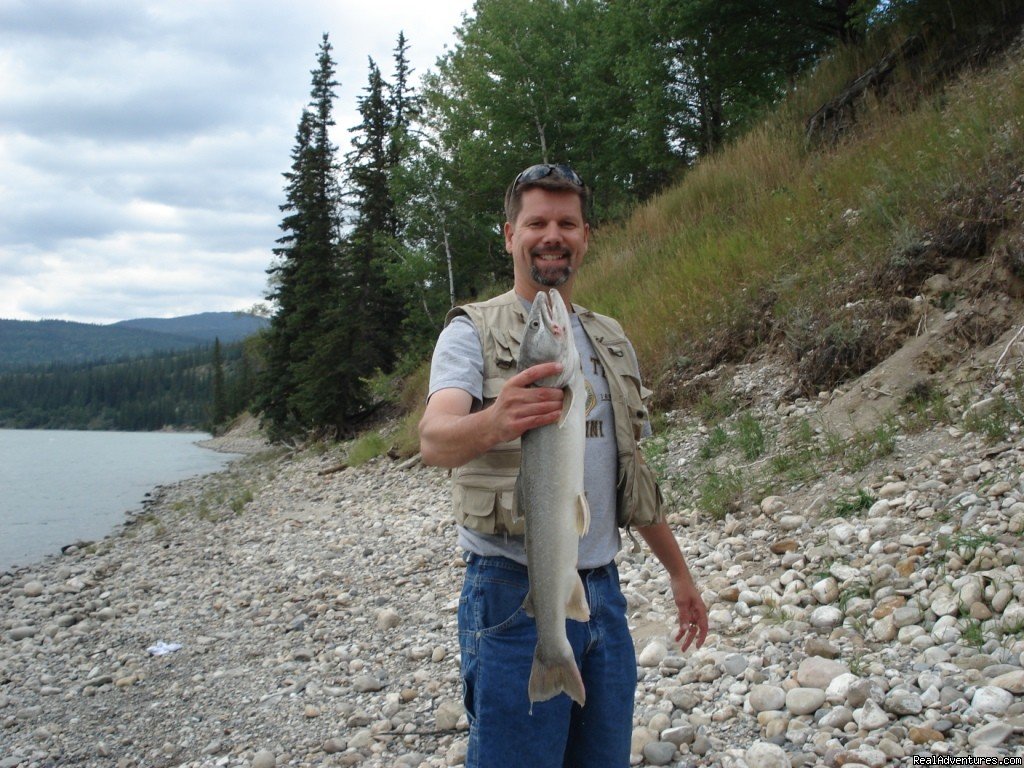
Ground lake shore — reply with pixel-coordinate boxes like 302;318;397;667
4;370;1024;766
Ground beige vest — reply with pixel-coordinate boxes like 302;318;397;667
444;289;663;535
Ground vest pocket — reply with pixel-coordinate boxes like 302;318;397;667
452;484;525;536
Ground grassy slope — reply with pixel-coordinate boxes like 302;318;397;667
575;21;1024;406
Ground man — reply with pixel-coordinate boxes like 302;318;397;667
419;163;708;768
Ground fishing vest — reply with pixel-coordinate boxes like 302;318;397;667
443;289;664;536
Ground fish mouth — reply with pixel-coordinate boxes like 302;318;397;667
538;289;568;337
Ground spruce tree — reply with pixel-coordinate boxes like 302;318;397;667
340;55;408;381
255;34;348;439
211;337;227;426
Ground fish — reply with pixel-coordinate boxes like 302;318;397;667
515;288;591;707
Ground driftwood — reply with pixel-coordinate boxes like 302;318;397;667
317;463;349;476
806;35;924;145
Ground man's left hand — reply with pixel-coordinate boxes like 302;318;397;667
671;573;708;652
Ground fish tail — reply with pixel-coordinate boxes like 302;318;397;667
528;648;586;707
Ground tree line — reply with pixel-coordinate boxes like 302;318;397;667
0;341;254;432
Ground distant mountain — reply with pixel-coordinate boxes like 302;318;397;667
113;312;268;343
0;312;268;371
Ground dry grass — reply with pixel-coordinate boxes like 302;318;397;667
574;22;1024;398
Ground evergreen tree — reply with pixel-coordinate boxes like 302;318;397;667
211;337;227;426
339;53;408;383
255;34;347;439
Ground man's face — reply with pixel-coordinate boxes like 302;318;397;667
504;187;589;299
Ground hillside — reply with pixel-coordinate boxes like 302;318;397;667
113;312;268;344
0;312;267;371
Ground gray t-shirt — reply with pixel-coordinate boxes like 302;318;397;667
427;298;624;568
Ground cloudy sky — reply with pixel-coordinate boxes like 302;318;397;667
0;0;473;325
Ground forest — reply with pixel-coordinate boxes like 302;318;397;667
0;341;252;431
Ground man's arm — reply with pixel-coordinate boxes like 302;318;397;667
419;362;565;468
637;521;708;652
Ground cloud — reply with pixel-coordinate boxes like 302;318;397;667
0;0;470;323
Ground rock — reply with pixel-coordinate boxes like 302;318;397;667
990;669;1024;694
972;686;1013;716
745;741;791;768
251;750;276;768
8;626;36;641
796;657;849;689
786;688;826;716
642;741;677;765
435;700;463;731
22;581;44;597
884;689;923;715
638;640;668;668
750;685;787;712
377;608;402;630
968;721;1013;747
853;700;889;730
909;725;945;744
352;675;386;693
631;726;656;755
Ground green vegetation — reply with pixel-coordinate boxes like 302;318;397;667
833;489;877;518
348;432;390;467
963;394;1024;443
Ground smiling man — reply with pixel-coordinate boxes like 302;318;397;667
419;163;707;768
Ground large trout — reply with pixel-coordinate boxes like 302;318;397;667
516;288;591;707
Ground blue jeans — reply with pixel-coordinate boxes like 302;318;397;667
458;554;636;768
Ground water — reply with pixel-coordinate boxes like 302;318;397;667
0;429;240;571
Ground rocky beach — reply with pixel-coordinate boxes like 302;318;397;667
5;336;1024;767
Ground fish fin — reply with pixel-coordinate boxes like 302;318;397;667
523;590;535;618
512;476;524;525
566;573;590;623
575;493;590;537
556;382;576;428
528;648;586;707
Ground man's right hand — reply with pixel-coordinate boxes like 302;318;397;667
486;362;565;443
418;362;564;468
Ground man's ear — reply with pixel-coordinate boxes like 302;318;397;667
503;220;514;253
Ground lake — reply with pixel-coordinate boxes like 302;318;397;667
0;429;240;571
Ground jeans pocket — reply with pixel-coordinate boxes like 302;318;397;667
461;569;531;637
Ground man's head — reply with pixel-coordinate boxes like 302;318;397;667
504;163;590;300
503;163;590;227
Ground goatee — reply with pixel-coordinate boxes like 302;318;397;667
531;263;572;287
530;247;572;287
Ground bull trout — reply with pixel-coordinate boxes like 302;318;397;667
516;289;591;707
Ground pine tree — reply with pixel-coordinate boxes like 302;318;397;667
211;337;227;426
255;34;347;439
340;54;408;381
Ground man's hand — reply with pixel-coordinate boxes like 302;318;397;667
671;573;708;652
419;362;564;468
485;362;565;443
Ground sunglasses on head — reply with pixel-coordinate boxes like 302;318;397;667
513;163;585;189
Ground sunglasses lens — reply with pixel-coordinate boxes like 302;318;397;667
514;163;584;188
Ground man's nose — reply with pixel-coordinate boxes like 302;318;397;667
541;223;564;243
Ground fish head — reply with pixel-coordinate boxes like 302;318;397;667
518;290;578;383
